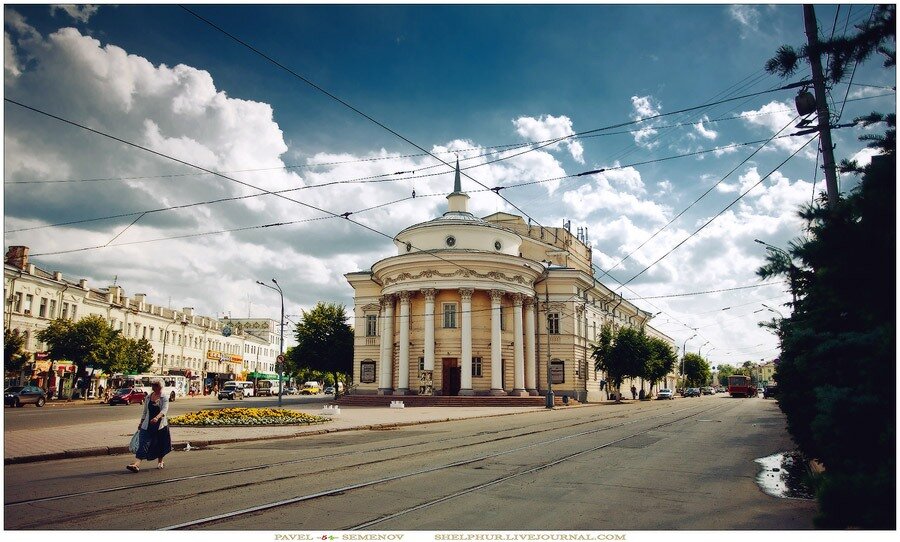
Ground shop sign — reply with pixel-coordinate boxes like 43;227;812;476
35;351;50;360
229;355;243;363
206;350;221;361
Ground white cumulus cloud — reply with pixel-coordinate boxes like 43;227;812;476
513;114;584;163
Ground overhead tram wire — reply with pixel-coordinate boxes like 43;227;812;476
615;136;818;290
180;3;813;236
7;133;807;235
4;100;590;318
4;107;798;186
593;114;802;284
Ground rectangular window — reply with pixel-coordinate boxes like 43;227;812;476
472;356;483;377
419;357;425;371
592;322;597;340
366;315;378;337
548;313;560;335
24;294;33;314
38;298;48;318
49;299;57;317
443;303;457;328
13;292;23;312
70;304;77;319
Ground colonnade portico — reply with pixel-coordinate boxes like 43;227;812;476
377;287;538;396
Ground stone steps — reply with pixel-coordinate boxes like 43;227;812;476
336;395;578;407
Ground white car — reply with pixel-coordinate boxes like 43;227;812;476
657;388;674;400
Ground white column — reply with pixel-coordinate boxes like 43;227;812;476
511;293;527;396
395;291;411;395
378;295;394;394
459;288;475;396
524;296;538;395
489;289;505;395
422;289;436;371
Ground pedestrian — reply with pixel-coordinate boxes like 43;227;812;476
98;385;104;402
631;385;637;400
126;379;171;472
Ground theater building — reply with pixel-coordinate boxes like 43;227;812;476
345;163;675;402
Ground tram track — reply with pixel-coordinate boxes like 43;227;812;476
5;401;673;509
162;401;736;530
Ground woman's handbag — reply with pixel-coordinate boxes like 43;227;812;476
128;431;141;454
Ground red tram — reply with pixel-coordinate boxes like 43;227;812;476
727;374;757;397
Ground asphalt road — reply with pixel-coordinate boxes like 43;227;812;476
3;394;333;431
4;395;814;530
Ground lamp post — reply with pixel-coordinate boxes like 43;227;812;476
256;279;285;407
762;304;784;318
681;333;696;389
754;239;798;306
159;319;183;376
698;340;710;357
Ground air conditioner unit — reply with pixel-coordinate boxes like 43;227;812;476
24;309;31;315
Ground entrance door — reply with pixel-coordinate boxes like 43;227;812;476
442;358;461;396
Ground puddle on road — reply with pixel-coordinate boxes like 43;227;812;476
755;451;815;500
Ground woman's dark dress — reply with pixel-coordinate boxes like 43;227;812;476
136;397;171;460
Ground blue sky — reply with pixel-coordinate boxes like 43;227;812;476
4;3;895;364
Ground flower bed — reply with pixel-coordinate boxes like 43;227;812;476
169;407;329;427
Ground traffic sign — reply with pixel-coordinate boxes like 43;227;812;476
277;354;285;363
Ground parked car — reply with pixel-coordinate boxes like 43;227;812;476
702;387;715;395
108;387;147;406
763;385;779;399
716;387;727;393
285;386;298;395
657;388;674;400
323;386;335;395
683;387;701;397
5;385;47;407
217;384;244;401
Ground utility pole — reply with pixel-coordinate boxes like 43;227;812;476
804;4;839;209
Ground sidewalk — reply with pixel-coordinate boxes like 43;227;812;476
4;403;553;465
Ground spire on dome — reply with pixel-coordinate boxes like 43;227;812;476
452;157;462;194
446;155;470;213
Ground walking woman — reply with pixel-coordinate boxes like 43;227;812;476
126;379;171;472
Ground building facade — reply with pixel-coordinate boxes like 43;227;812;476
345;164;676;402
3;246;279;396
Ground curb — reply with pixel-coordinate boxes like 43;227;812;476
5;405;593;465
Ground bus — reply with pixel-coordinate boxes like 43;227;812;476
727;375;756;398
111;374;188;402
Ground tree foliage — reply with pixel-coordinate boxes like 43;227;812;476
593;325;677;400
758;154;895;528
4;328;31;374
644;336;677;393
682;353;710;387
716;363;736;386
765;5;895;83
288;302;353;397
35;315;154;378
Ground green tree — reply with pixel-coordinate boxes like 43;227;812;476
36;316;152;396
682;353;710;387
644;336;677;394
716;363;736;387
289;302;353;398
4;328;31;377
593;325;648;402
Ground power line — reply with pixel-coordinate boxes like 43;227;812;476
7;133;805;235
593;114;801;284
616;136;818;289
622;282;781;301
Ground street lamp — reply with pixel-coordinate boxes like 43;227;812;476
755;239;798;306
257;279;285;407
698;340;710;356
681;333;696;388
